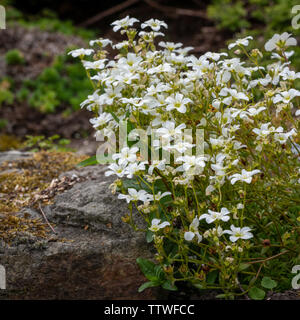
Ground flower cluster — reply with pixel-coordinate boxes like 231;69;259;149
71;18;300;298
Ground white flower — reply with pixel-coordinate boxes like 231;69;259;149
237;203;244;210
89;38;112;47
138;31;165;40
224;225;253;242
219;88;249;103
253;122;274;140
149;218;170;232
111;16;139;32
159;41;183;51
247;106;266;117
205;185;215;196
199;207;230;224
148;63;173;74
281;67;300;81
203;226;224;239
113;40;131;49
265;32;297;51
105;163;127;178
148;191;171;201
274;129;296;144
125;162;147;178
229;169;260;185
273;89;300;104
228;36;253;50
118;52;143;68
100;85;122;105
89;113;113;128
176;155;206;172
118;188;150;203
68;48;94;58
112;146;139;165
141;19;168;31
184;218;202;243
167;141;195;153
205;52;228;61
82;59;107;70
165;93;192;113
148;159;166;175
114;72;140;86
271;51;294;60
156;121;186;141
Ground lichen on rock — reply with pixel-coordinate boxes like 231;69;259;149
0;151;88;242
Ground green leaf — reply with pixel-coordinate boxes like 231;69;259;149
146;230;154;243
110;111;119;123
261;246;269;254
122;178;151;192
154;265;165;281
217;294;234;300
77;155;98;167
193;283;204;290
261;277;277;289
238;263;251;271
162;280;178;291
207;270;218;284
138;281;160;293
136;258;161;281
249;287;265;300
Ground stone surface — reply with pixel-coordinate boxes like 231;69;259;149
0;164;156;300
0;151;33;165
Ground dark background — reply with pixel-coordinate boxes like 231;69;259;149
11;0;229;53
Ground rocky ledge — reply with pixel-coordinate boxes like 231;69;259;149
0;152;299;300
0;158;155;299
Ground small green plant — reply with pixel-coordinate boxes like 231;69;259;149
0;119;8;130
208;0;300;70
23;134;71;152
0;88;14;106
19;51;93;113
5;49;25;65
16;87;30;102
208;0;249;32
0;80;14;106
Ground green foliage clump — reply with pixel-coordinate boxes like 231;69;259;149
19;51;93;113
23;134;71;152
31;16;95;40
208;0;249;32
5;49;25;65
208;0;300;69
0;87;14;106
208;0;299;33
5;3;96;40
0;80;14;107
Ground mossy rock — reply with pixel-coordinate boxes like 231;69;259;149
0;150;88;243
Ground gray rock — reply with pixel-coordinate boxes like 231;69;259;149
0;165;156;300
45;166;140;233
0;151;33;165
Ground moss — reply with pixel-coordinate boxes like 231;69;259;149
0;151;88;242
0;151;87;212
0;134;22;151
5;49;25;65
0;215;48;244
